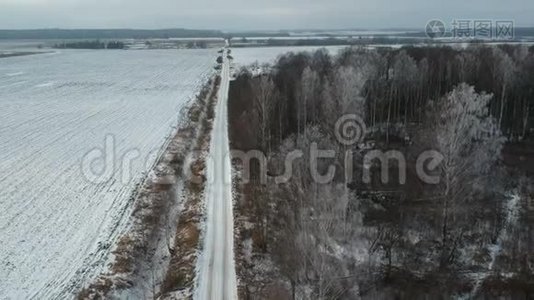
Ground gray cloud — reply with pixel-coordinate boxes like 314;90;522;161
0;0;532;30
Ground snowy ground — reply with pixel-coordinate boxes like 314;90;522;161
0;49;216;299
195;50;238;300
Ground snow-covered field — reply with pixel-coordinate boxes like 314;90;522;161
0;49;216;299
231;45;347;66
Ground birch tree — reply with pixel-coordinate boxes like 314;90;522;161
493;48;517;128
254;75;276;152
421;83;505;265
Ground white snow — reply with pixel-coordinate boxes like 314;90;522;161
6;72;24;77
469;192;522;297
195;50;238;300
0;49;216;299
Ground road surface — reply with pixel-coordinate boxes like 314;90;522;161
196;50;237;300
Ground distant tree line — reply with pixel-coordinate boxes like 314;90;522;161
185;41;208;49
53;40;125;49
265;38;353;47
232;37;497;48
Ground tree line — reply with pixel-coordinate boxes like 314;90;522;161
53;40;125;49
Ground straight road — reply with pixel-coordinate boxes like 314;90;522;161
196;50;237;300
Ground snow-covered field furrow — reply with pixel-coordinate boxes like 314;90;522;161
0;49;216;299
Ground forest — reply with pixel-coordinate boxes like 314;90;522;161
228;45;534;299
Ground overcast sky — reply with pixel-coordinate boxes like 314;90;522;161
0;0;532;31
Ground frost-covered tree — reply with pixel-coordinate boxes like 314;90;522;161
455;51;480;84
333;66;367;117
392;50;418;83
421;83;505;262
269;126;368;298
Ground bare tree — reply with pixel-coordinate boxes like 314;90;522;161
299;67;320;135
384;50;418;141
493;48;517;129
